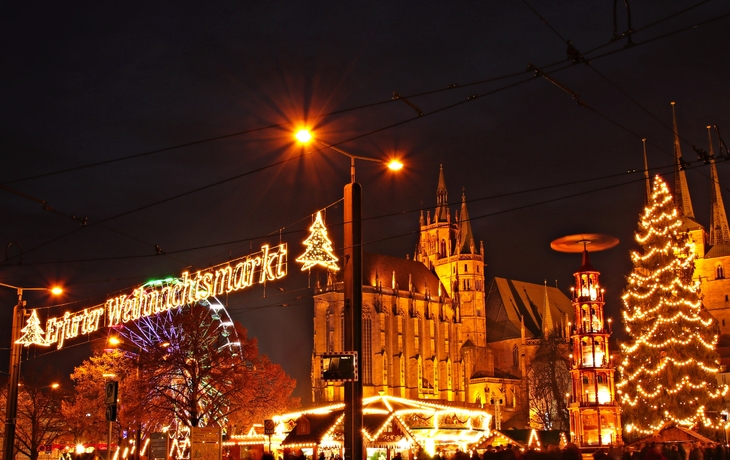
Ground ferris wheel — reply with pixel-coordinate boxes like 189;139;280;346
104;279;243;460
112;278;241;354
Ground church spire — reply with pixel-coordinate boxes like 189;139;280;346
672;102;695;219
642;138;651;205
708;125;730;245
458;191;475;254
435;164;449;222
542;280;554;337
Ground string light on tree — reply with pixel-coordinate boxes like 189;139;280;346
617;175;728;435
297;211;339;271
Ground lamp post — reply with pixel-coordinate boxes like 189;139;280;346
295;130;401;460
0;282;62;460
105;336;142;460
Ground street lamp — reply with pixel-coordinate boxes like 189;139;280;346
295;130;402;460
0;282;62;460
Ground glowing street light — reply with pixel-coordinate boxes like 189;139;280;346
0;282;63;460
294;128;404;183
294;129;312;143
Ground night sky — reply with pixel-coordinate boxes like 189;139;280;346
2;1;729;402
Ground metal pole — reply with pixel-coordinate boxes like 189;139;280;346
107;422;113;460
343;182;363;460
4;290;24;460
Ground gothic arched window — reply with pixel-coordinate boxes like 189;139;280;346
717;263;725;279
512;345;519;367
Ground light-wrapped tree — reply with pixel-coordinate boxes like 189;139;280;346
617;175;727;436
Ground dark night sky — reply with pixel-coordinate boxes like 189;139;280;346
1;1;729;402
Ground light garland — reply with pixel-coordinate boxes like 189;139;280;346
297;211;339;271
618;175;728;434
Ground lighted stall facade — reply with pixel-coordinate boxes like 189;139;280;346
257;395;490;459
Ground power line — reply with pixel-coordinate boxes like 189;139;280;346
9;156;691;268
3;3;720;186
4;9;728;266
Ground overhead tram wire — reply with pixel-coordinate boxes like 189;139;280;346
360;171;663;250
0;73;542;265
4;10;728;266
521;1;724;189
0;182;191;267
522;0;720;150
195;197;345;270
5;168;658;334
1;2;720;186
10;156;688;268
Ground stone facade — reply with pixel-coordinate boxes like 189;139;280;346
310;166;574;430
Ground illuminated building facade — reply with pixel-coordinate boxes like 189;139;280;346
311;166;573;430
654;107;730;345
567;250;622;447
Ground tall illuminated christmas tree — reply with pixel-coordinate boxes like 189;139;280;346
617;175;727;436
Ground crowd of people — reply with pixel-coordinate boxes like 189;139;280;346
414;441;728;460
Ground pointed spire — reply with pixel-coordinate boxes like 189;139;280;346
708;125;730;245
642;138;651;205
435;164;449;222
672;102;696;219
579;245;596;272
542;280;554;337
458;191;475;254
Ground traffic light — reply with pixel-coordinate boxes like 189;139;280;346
105;404;117;422
105;381;118;405
321;352;358;381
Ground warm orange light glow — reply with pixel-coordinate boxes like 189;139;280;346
295;129;312;144
50;286;63;295
108;336;121;346
51;383;60;389
387;159;404;171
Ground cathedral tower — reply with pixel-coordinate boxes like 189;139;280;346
693;126;730;337
671;102;707;256
416;166;488;348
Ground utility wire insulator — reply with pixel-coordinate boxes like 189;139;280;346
528;64;586;107
392;92;423;116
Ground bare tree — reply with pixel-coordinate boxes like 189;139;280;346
525;331;571;430
0;368;67;460
137;304;299;430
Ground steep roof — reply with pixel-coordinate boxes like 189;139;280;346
705;242;730;259
435;164;450;223
480;429;567;449
486;278;573;342
672;102;697;220
363;252;446;297
710;156;730;245
457;193;476;254
280;411;342;447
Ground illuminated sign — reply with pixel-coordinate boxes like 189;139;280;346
16;243;287;350
105;244;287;327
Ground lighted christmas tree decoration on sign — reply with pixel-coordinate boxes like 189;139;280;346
297;211;339;271
16;310;49;346
16;306;105;349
